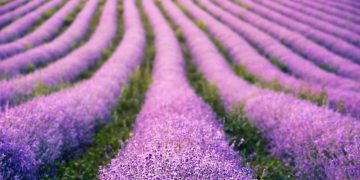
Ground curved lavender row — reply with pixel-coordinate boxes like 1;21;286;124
293;0;360;25
180;0;360;118
313;0;360;16
0;0;116;107
101;0;251;178
197;0;360;91
0;0;47;29
0;0;66;44
275;0;360;35
234;0;360;65
0;0;81;60
0;0;147;177
167;1;360;178
214;0;360;81
254;0;360;47
0;0;98;78
0;0;28;15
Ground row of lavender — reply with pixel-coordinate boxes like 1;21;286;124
158;0;360;179
101;0;360;179
0;0;359;179
101;0;251;178
0;0;146;177
0;0;82;59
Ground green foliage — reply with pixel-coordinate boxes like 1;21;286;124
270;56;290;73
298;90;327;106
236;2;252;10
23;63;36;74
194;19;208;32
318;64;337;73
24;43;32;50
32;81;70;97
55;1;154;178
175;27;185;43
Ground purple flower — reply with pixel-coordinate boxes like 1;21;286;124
0;0;82;59
0;0;146;177
100;0;252;179
166;0;360;178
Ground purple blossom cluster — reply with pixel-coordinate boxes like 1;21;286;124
234;0;360;64
0;0;81;59
0;0;146;177
0;0;98;78
179;0;360;118
255;0;360;47
0;0;117;107
0;0;28;15
314;0;360;16
197;0;360;91
0;0;47;28
100;0;251;179
292;0;360;25
0;0;65;44
165;0;360;178
214;0;360;81
275;0;360;35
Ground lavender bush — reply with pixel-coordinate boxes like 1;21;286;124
196;0;360;91
0;0;47;28
0;0;65;44
274;0;360;35
0;0;81;59
179;0;360;118
0;0;146;177
234;0;360;64
0;0;98;78
213;0;360;81
0;0;28;15
165;0;360;178
100;0;252;178
254;0;360;47
0;0;117;107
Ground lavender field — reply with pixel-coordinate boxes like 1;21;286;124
0;0;359;179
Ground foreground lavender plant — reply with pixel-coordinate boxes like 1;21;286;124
0;0;65;44
0;0;146;177
0;0;98;78
0;0;28;15
0;0;47;28
165;0;360;178
0;0;81;59
179;0;360;118
0;0;116;107
100;0;251;179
